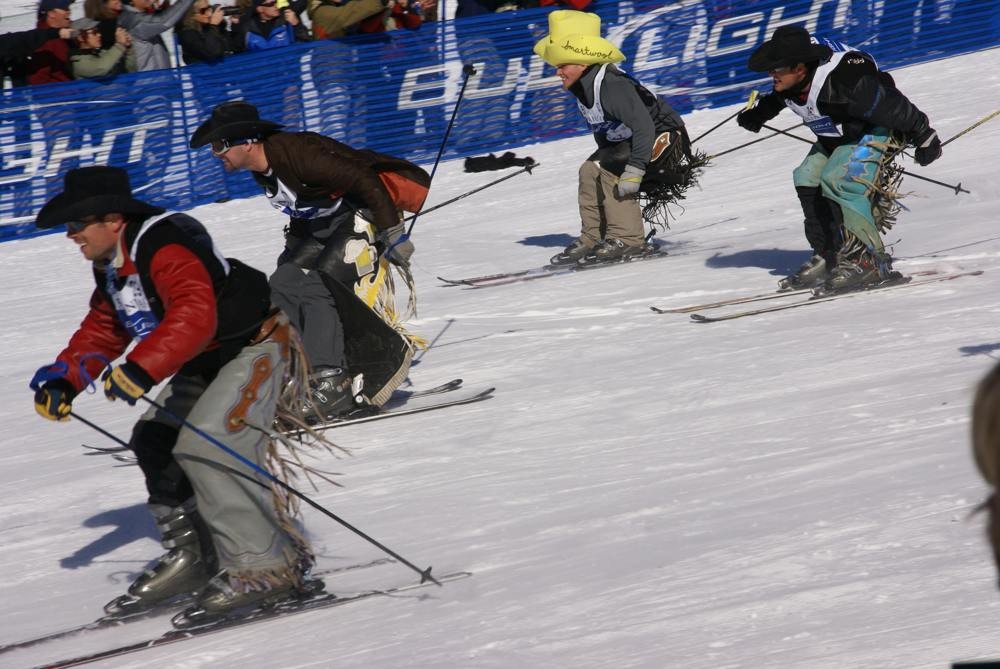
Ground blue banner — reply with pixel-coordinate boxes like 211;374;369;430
2;0;998;240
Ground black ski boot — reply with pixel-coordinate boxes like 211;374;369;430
104;504;214;615
303;367;363;424
550;238;593;266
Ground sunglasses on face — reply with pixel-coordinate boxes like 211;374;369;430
197;6;212;12
258;1;277;7
768;66;793;75
210;139;253;156
66;218;101;233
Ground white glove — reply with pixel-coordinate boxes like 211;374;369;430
616;165;645;197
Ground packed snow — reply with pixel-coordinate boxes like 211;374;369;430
1;46;999;669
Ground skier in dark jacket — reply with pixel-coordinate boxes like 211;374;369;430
190;101;431;421
30;166;316;623
737;25;942;292
535;10;690;266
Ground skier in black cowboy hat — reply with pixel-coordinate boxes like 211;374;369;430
190;100;431;421
736;25;942;292
30;165;320;623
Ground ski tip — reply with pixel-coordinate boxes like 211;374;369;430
689;314;712;323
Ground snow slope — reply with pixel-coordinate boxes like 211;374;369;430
1;47;1000;669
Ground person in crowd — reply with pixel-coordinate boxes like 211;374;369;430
117;0;196;71
69;17;136;77
736;26;942;292
26;0;74;85
83;0;123;50
177;0;239;64
536;10;691;266
357;0;422;33
0;22;73;59
234;0;309;51
306;0;385;40
190;101;430;421
30;165;318;622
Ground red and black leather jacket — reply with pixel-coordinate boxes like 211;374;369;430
56;213;271;392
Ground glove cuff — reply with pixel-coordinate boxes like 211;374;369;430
44;377;79;401
120;361;156;392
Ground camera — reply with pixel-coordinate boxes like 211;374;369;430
221;5;242;14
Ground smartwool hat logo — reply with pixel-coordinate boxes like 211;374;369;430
561;39;615;61
532;9;625;66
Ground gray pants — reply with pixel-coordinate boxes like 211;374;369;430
270;263;346;370
578;160;644;248
138;340;298;575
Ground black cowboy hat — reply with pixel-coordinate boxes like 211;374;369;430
189;100;284;149
36;166;164;230
748;25;833;72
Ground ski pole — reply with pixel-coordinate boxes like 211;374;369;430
137;394;442;586
401;162;537;223
70;411;131;449
690;90;758;146
389;63;477;260
941;109;1000;147
761;123;970;195
708;122;806;159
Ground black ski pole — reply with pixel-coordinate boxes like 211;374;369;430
400;64;477;239
136;394;442;586
761;123;970;195
70;411;131;449
690;90;759;146
708;122;806;159
402;162;537;223
941;109;1000;147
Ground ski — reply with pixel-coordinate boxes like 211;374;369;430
81;379;468;457
33;571;472;669
305;386;495;432
688;270;984;322
650;269;947;314
0;557;397;657
438;247;671;289
650;286;812;314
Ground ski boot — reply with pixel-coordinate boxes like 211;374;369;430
303;367;364;424
820;245;898;295
104;504;214;615
549;238;593;266
577;237;647;266
171;570;323;629
778;254;831;291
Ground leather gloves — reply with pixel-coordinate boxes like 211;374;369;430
737;108;765;133
103;362;154;405
34;378;76;422
913;128;942;166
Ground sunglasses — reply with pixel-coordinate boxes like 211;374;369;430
210;139;253;156
197;5;212;12
768;65;794;75
258;1;277;6
66;218;101;233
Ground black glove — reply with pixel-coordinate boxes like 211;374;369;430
737;108;765;133
913;128;942;166
34;378;77;422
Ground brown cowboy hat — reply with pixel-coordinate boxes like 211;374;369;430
36;166;164;230
748;25;833;72
189;100;284;149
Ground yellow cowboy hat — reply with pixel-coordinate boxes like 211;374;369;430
532;10;624;67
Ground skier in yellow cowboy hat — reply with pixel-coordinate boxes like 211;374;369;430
537;10;692;266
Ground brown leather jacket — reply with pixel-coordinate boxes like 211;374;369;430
261;131;430;231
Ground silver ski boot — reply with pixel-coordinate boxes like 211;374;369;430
550;238;593;266
172;569;321;628
778;254;830;290
577;237;647;266
104;503;214;615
